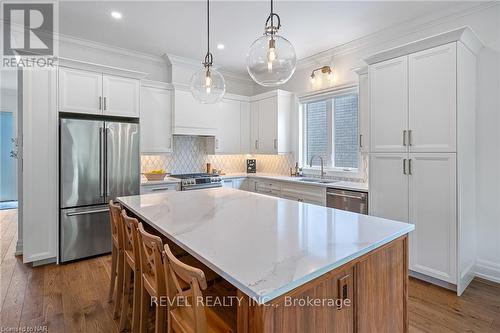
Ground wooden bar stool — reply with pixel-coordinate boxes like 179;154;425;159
163;244;235;333
137;223;168;333
119;210;142;332
108;200;125;319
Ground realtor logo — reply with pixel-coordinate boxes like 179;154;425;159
3;3;54;56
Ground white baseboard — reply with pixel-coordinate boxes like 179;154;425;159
475;259;500;284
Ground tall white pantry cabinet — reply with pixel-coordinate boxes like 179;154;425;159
365;28;482;295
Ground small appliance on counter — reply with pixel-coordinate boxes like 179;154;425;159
246;159;256;173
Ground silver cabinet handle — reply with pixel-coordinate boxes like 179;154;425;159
274;139;277;150
66;208;109;216
408;158;413;175
104;97;107;110
215;138;220;150
403;130;407;146
403;158;407;175
99;127;104;197
255;140;259;149
99;96;102;110
359;134;363;149
168;138;172;149
150;187;171;192
408;130;412;146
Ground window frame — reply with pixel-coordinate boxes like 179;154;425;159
299;86;362;177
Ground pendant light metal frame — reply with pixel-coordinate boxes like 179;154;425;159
190;0;225;104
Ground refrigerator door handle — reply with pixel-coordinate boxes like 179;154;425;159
66;207;109;216
99;127;104;197
105;127;110;197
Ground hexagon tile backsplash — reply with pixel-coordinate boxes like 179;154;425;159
141;136;296;175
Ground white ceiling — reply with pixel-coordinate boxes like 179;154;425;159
59;1;473;74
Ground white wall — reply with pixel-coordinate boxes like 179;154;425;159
256;3;500;282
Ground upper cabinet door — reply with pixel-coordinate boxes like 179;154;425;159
217;99;241;154
140;86;172;153
409;153;457;283
250;101;260;153
358;73;370;153
409;43;457;153
369;153;409;223
102;75;140;118
240;102;251;153
58;67;102;115
258;97;278;154
370;56;408;153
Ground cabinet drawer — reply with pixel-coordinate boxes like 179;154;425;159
281;183;326;206
140;183;180;194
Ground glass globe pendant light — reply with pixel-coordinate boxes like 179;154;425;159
190;0;225;104
246;0;296;87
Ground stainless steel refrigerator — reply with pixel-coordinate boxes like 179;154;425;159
59;117;139;262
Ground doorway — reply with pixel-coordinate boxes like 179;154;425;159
0;70;19;210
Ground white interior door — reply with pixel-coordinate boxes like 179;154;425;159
370;56;408;153
58;67;102;115
103;75;140;117
409;43;456;153
140;86;172;153
369;153;409;222
258;97;278;154
409;152;457;283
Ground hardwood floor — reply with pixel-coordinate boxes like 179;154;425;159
1;209;499;332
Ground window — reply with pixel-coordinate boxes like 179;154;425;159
301;91;359;171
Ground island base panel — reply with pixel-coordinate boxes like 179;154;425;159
237;236;408;333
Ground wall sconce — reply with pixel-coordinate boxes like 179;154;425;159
310;65;333;84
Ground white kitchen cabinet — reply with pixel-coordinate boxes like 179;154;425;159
173;87;218;136
140;84;173;153
409;43;456;153
369;153;409;223
355;68;369;153
250;90;293;154
214;99;242;154
103;75;140;117
281;183;326;206
58;66;140;118
370;56;408;153
240;102;251;153
140;182;179;194
222;179;234;188
233;178;248;190
58;67;102;115
255;179;282;197
365;28;481;294
409;153;457;283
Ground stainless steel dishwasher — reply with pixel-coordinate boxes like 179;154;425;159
326;188;368;214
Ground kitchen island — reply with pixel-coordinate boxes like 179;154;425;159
118;188;414;332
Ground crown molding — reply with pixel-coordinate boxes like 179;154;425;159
295;1;495;70
352;66;368;75
57;33;166;66
57;57;148;79
141;79;173;90
364;26;483;65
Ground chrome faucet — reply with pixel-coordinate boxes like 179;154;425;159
309;155;326;180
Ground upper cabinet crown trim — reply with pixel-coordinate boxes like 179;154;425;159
141;79;173;90
57;57;148;79
250;89;294;102
364;27;484;65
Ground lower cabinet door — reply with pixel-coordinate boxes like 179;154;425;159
369;153;409;222
409;153;457;283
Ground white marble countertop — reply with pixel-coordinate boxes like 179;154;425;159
118;188;412;304
221;173;369;192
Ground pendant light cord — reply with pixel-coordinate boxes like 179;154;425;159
203;0;213;67
270;0;274;27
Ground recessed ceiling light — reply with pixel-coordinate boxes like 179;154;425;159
111;11;122;19
217;44;225;50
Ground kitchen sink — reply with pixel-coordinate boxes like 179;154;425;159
297;178;339;184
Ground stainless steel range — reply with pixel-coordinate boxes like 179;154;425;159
171;173;222;191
